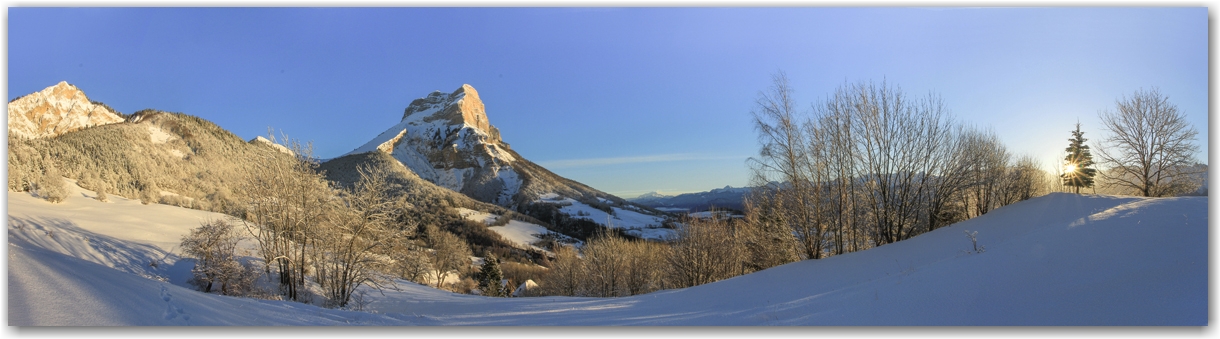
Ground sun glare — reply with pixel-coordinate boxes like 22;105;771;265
1065;163;1077;173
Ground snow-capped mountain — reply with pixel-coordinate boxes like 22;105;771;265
339;84;670;239
7;81;125;139
634;191;673;201
344;84;521;206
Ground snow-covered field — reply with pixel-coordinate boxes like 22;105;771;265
457;207;550;252
536;193;674;241
7;182;1207;325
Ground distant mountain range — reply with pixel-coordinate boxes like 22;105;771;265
630;185;755;212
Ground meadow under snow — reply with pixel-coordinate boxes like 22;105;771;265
6;179;1207;325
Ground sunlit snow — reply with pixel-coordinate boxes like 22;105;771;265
7;180;1207;325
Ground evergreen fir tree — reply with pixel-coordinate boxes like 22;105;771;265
1061;123;1098;194
477;254;506;297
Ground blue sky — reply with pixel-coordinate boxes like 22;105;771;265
9;7;1208;198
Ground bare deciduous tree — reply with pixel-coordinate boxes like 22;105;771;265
541;244;583;296
240;138;333;302
998;155;1047;205
580;233;631;297
667;216;745;288
1096;88;1201;197
739;193;800;272
316;165;410;308
748;71;824;259
425;225;472;290
623;240;670;296
746;73;1046;262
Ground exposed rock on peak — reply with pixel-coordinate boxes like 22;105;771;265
338;84;671;240
345;84;516;205
401;84;497;140
8;81;125;139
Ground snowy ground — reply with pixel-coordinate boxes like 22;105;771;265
535;193;674;241
457;207;550;252
7;182;1208;326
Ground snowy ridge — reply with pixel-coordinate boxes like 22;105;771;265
249;136;294;156
7;81;125;139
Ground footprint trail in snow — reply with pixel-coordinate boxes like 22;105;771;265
160;284;191;324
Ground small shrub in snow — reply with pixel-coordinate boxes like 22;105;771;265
95;186;109;202
963;230;985;254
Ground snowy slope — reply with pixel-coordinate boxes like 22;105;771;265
8;189;1206;325
457;207;551;252
535;193;674;241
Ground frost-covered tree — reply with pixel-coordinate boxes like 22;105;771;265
36;160;68;203
1061;123;1097;194
95;183;109;202
181;219;258;296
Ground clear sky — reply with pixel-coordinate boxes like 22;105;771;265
9;7;1208;198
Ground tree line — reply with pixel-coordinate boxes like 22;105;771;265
744;73;1048;260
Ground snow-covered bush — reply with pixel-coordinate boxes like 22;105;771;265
139;183;159;205
35;164;68;203
95;184;109;202
181;219;260;296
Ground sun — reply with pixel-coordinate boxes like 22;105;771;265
1065;163;1077;173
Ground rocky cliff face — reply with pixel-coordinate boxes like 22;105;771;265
8;82;125;139
340;84;671;239
401;84;499;140
345;84;520;205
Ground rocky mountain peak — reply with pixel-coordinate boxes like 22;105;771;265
401;84;493;138
8;81;124;139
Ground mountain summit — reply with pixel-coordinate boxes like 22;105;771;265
343;84;518;205
401;84;498;140
337;84;670;239
8;81;124;139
